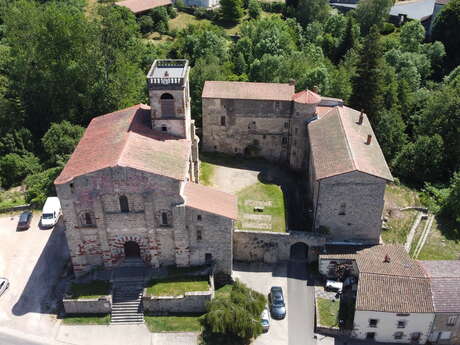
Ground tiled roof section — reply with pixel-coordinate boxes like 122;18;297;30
183;182;237;219
420;261;460;312
355;244;426;277
356;273;434;313
202;81;295;101
115;0;172;13
55;104;190;184
292;90;322;104
308;106;393;181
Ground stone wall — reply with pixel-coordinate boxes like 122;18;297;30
63;296;111;314
143;290;212;315
233;230;326;263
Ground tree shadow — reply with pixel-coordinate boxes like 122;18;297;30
12;221;70;316
436;212;460;242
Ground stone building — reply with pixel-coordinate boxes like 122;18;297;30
202;81;392;244
55;60;237;276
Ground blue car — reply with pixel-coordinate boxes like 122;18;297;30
269;286;286;319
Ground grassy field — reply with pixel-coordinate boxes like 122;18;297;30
70;280;111;299
236;182;286;232
317;298;340;328
200;160;216;187
146;276;209;296
62;313;110;325
144;315;202;332
417;220;460;260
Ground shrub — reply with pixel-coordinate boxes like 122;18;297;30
260;1;285;13
0;152;41;189
24;167;61;207
248;0;261;19
381;22;395;35
167;5;178;18
175;0;186;10
139;15;155;34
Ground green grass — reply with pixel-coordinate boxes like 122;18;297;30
215;284;233;299
417;219;460;260
0;189;26;212
200;161;216;187
317;298;340;327
169;12;211;31
382;210;418;244
146;276;209;296
144;315;202;332
70;280;111;299
62;313;110;325
236;182;286;232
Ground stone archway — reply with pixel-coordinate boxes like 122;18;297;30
290;242;308;260
124;241;141;258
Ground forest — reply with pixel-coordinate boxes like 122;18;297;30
0;0;459;232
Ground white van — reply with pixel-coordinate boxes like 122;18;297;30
41;197;62;228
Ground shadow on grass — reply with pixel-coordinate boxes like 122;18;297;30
436;212;460;242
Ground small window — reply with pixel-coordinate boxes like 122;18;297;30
161;125;167;132
284;122;289;129
161;212;168;226
397;321;406;328
282;137;287;145
275;101;281;111
119;195;129;213
197;215;202;221
447;316;458;326
205;253;212;264
394;332;404;340
214;145;217;150
339;203;346;216
197;229;202;241
70;183;74;193
84;212;93;225
234;148;238;153
366;332;376;340
369;319;378;328
220;116;226;126
295;127;298;135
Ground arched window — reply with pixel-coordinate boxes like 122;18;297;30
160;93;175;117
119;195;129;213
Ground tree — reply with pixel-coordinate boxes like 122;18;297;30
400;20;425;53
248;0;261;19
201;280;266;345
374;109;407;161
24;167;61;206
220;0;244;24
41;121;84;166
335;16;359;62
0;152;41;189
294;0;330;27
442;171;460;231
350;26;385;124
354;0;394;35
432;0;460;71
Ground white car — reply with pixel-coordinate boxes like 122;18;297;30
41;197;62;228
0;278;9;297
261;307;270;332
325;280;343;293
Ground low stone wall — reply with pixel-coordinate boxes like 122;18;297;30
143;290;212;315
63;296;111;314
233;230;326;263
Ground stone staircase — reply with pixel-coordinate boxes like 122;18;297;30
110;257;146;325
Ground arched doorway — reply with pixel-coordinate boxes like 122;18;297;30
124;241;140;258
290;242;308;260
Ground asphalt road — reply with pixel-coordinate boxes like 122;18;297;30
0;332;50;345
288;260;315;345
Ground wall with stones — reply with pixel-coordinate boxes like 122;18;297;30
143;290;212;315
63;296;111;314
430;313;460;344
233;230;325;263
312;171;386;244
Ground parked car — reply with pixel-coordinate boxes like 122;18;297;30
269;286;286;319
0;278;9;297
40;197;62;229
261;306;270;332
17;211;33;231
325;280;343;293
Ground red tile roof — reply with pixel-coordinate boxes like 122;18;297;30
308;106;393;181
115;0;172;13
202;81;295;101
183;182;237;219
55;104;191;185
292;90;322;104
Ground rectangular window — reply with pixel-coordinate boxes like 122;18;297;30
161;212;168;226
284;122;289;129
447;316;457;326
220;116;226;126
369;319;378;328
397;321;406;328
339;203;346;216
197;215;202;221
295;127;298;135
70;183;74;193
205;253;212;264
282;137;287;145
366;332;376;340
197;229;202;241
275;101;281;111
396;313;410;317
394;332;404;340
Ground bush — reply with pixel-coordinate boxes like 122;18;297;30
139;15;155;34
24;167;62;207
260;1;285;13
175;0;186;10
193;8;219;20
0;152;42;189
167;5;178;18
248;0;261;19
381;22;395;35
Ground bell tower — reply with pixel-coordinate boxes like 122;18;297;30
147;60;192;139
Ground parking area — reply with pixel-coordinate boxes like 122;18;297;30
0;212;69;338
233;262;289;345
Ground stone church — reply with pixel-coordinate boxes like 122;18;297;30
55;60;236;276
202;81;393;244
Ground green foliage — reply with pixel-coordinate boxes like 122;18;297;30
24;167;62;206
289;0;330;27
400;21;425;53
0;152;41;188
354;0;394;35
145;316;202;332
220;0;244;24
375;109;407;161
442;171;460;229
248;0;262;19
200;280;266;345
41;121;84;166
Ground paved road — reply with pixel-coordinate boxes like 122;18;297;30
0;332;48;345
288;260;315;345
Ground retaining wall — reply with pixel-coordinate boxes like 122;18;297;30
143;290;212;314
63;296;111;314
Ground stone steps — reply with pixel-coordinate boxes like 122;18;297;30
111;280;145;325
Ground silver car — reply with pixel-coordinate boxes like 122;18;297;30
261;307;270;332
0;278;9;297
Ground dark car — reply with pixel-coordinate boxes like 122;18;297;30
269;286;286;319
17;211;33;231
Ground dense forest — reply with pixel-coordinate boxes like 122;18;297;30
0;0;459;231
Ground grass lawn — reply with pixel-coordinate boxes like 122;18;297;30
236;182;286;232
70;280;111;299
417;220;460;260
0;188;26;212
144;315;202;332
214;284;233;299
382;210;418;244
200;160;216;187
317;298;340;328
62;313;110;325
146;276;209;296
169;12;211;31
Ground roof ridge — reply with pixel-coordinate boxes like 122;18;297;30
336;107;357;171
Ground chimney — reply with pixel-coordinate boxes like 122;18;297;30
383;254;391;263
358;110;364;125
366;134;372;145
289;79;296;86
312;85;319;94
